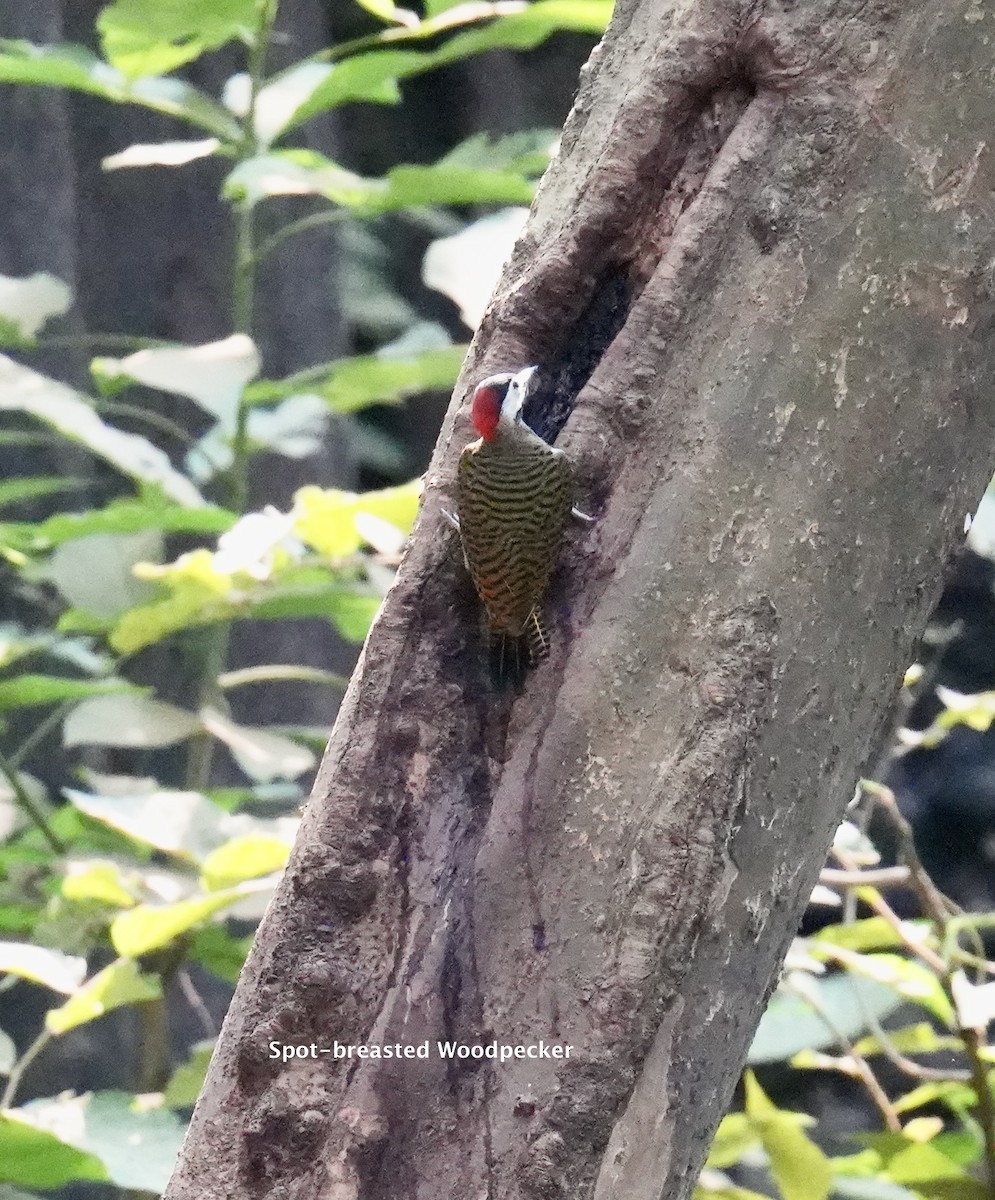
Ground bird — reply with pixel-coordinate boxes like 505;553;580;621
447;365;583;683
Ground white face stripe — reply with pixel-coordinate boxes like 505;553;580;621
500;365;538;423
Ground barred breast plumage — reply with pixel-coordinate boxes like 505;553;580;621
456;430;573;643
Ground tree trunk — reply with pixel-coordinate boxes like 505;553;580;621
164;1;995;1197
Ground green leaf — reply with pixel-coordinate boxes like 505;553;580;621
0;496;236;554
743;1072;832;1200
188;923;252;982
0;41;242;138
749;973;903;1064
705;1113;760;1170
163;1040;214;1107
110;568;381;651
842;954;956;1026
15;1091;184;1193
0;675;137;713
886;1140;980;1189
892;1081;978;1116
246;344;466;411
0;942;87;992
811;917;930;955
0;1113;107;1188
98;0;258;78
276;1;612;132
851;1023;963;1059
0;476;88;510
422;0;468;15
225;149;535;210
63;694;203;748
248;581;381;640
200;834;290;889
61;861;137;908
0;356;204;506
45;959;161;1034
110;887;256;956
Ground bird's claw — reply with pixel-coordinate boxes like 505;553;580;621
571;506;596;524
442;508;461;531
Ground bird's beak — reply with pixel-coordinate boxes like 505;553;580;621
515;365;539;391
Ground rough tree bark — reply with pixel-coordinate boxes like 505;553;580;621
165;1;995;1197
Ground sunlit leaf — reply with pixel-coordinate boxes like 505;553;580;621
0;41;242;138
355;0;419;23
292;480;421;558
247;393;329;458
892;1081;977;1116
851;1023;963;1059
743;1072;831;1200
0;272;71;342
423;207;527;328
200;834;290;889
33;530;162;616
810;917;931;955
830;951;956;1026
62;861;137;908
201;709;316;784
15;1091;184;1193
704;1113;760;1170
110;561;381;650
46;959;161;1034
0;1028;15;1076
0;942;86;993
93;334;260;425
62;787;226;860
0;356;204;506
102;137;221;169
63;694;203;748
951;968;995;1031
110;886;259;956
0;674;137;712
97;0;258;78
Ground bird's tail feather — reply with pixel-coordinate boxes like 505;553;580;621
484;609;549;689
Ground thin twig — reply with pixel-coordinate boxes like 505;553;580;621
217;664;349;690
0;747;64;854
1;1028;52;1109
820;866;911;888
177;968;218;1039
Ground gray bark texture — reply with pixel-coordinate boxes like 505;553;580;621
164;0;995;1197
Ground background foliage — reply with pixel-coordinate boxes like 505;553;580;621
0;2;994;1198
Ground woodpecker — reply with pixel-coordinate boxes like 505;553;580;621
452;365;577;681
